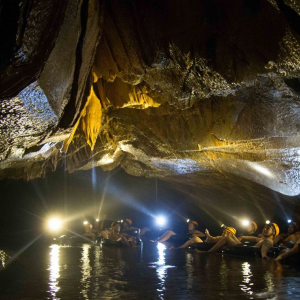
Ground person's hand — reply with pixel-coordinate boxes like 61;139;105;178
238;236;243;241
205;229;211;237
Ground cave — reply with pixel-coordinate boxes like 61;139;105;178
1;1;300;299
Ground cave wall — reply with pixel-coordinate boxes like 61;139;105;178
0;0;300;208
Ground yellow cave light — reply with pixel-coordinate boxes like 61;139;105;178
47;217;63;232
62;81;102;153
83;221;88;225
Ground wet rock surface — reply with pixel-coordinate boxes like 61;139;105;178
1;0;300;202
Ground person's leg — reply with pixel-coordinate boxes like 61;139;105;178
178;236;203;249
208;237;229;253
157;230;176;242
140;227;151;235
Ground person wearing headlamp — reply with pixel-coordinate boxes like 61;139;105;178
239;221;280;258
121;218;150;236
273;220;300;247
153;220;205;249
238;220;258;237
206;225;241;253
275;238;300;262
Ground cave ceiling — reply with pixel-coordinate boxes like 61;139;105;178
1;0;300;207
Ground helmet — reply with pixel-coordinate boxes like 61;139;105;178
270;222;280;237
111;221;119;227
224;226;236;235
124;218;132;226
251;221;258;232
291;222;299;231
189;221;198;228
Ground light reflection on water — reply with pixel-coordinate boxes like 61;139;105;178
3;241;299;299
240;262;253;298
219;259;229;292
80;244;92;299
185;252;194;289
156;243;175;297
48;245;60;299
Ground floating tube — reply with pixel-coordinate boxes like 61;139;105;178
188;243;215;251
122;229;139;237
222;244;283;257
101;239;124;247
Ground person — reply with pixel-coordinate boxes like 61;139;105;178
101;222;131;246
238;221;258;237
273;221;300;247
275;239;300;261
206;226;241;253
152;220;205;249
239;222;280;258
122;218;151;236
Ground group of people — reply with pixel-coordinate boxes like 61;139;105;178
87;217;300;260
153;219;300;260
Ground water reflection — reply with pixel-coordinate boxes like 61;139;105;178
185;252;194;289
48;245;60;299
219;259;229;292
156;243;175;298
264;271;275;293
81;244;92;299
156;243;167;287
240;262;253;297
93;246;101;294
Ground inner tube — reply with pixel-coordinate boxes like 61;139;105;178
222;244;283;257
101;239;124;247
122;229;139;237
188;243;215;251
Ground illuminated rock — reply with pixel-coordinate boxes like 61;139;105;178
1;0;300;201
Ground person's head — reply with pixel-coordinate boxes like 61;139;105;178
111;222;121;233
262;222;279;238
287;222;299;235
123;219;132;229
222;226;236;237
188;221;198;232
246;221;258;234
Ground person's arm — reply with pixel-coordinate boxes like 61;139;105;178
275;243;300;261
273;233;285;245
231;234;242;244
239;236;260;243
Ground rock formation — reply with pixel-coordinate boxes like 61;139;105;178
1;0;300;207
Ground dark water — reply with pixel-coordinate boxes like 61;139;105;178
1;240;300;300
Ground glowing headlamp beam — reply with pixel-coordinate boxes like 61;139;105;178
242;220;250;227
156;216;167;226
47;218;62;232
